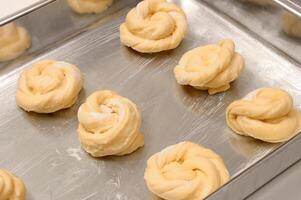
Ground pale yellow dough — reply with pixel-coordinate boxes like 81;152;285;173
226;88;301;143
144;142;229;200
0;169;26;200
282;11;301;38
0;23;31;62
174;39;244;95
67;0;113;14
16;60;84;113
120;0;188;53
239;0;273;6
77;90;144;157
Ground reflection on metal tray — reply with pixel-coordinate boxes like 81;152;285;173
203;0;301;65
1;0;301;199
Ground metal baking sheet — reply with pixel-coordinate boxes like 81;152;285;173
203;0;301;65
1;0;301;199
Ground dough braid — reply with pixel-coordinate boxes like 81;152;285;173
226;88;301;143
0;23;31;62
0;169;26;200
174;39;244;95
120;0;188;53
144;142;229;200
78;90;144;157
16;60;83;113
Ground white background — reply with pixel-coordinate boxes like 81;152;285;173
0;0;41;20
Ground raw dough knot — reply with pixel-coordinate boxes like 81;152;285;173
77;90;144;157
174;39;244;94
120;0;188;53
144;142;229;200
16;60;83;113
226;88;301;143
0;23;31;62
282;11;301;38
0;169;26;200
67;0;113;14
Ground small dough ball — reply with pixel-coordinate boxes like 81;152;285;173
0;23;31;62
174;39;244;95
239;0;273;6
77;90;144;157
282;11;301;38
16;60;84;113
120;0;188;53
0;169;26;200
226;88;301;143
144;141;229;200
67;0;113;14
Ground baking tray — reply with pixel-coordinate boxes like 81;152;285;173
203;0;301;65
1;0;301;199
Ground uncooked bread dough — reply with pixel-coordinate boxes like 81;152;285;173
174;39;244;95
282;11;301;38
239;0;273;6
0;169;26;200
16;60;83;113
226;88;301;143
120;0;188;53
0;23;31;62
67;0;113;14
144;141;229;200
77;90;144;157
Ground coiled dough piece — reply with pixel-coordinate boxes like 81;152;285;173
120;0;188;53
77;90;144;157
0;23;31;62
144;142;229;200
67;0;113;14
239;0;273;6
0;169;26;200
282;11;301;38
174;39;244;95
226;88;301;143
16;60;84;113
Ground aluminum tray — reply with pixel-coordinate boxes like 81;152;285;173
203;0;301;65
1;0;301;199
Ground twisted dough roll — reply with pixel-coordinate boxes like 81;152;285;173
120;0;188;53
174;39;244;95
78;90;144;157
16;60;83;113
0;169;26;200
0;23;31;62
282;11;301;38
144;142;229;200
226;88;301;143
239;0;273;6
67;0;113;14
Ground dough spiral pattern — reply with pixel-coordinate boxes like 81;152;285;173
0;23;31;62
16;60;83;113
67;0;113;14
226;88;301;143
144;142;229;200
0;169;26;200
174;39;244;95
120;0;188;53
77;90;144;157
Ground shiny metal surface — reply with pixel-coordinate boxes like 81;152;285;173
203;0;301;65
274;0;301;17
1;0;301;199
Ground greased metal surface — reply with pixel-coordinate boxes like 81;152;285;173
1;0;301;199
